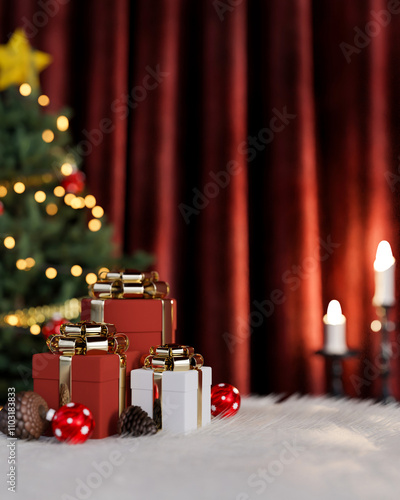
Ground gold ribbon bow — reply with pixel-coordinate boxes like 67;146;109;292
89;269;169;299
145;344;204;371
145;344;204;428
47;321;129;415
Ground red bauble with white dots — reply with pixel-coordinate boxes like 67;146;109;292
42;315;66;340
61;171;85;194
211;383;241;418
51;402;95;444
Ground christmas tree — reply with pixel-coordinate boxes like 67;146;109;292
0;30;151;403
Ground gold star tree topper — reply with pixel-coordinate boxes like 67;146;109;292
0;29;52;91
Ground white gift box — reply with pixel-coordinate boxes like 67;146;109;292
131;366;212;434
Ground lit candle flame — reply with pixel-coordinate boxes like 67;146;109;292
374;240;395;272
326;300;345;325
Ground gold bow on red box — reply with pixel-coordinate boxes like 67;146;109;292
89;270;169;299
47;321;129;414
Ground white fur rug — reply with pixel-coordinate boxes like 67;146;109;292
2;395;400;500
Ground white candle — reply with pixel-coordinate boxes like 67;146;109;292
323;300;348;354
373;240;395;307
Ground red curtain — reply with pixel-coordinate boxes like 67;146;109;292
1;0;399;397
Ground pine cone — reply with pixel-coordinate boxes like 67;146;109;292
0;392;49;440
153;398;162;430
117;405;157;437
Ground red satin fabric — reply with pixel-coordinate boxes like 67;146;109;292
1;0;399;397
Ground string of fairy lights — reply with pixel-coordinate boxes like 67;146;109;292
0;298;81;331
1;83;109;334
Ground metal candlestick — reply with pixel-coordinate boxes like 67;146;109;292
316;349;359;397
375;306;395;404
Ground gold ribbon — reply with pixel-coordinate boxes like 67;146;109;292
47;321;129;415
88;269;169;299
145;344;204;428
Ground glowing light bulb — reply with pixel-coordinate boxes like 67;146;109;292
76;197;85;208
98;267;110;276
54;186;65;197
0;186;7;197
6;315;19;326
92;206;104;218
57;116;69;131
42;129;54;143
326;300;345;325
14;182;25;194
30;324;41;335
374;240;395;272
38;95;50;106
71;197;81;209
4;237;15;249
371;320;382;332
88;219;101;232
85;273;97;285
16;259;27;270
84;195;96;208
19;83;32;96
71;265;83;277
34;191;46;203
61;162;73;176
25;257;35;268
64;193;75;205
45;267;57;279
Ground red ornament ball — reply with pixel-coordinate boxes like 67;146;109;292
211;383;241;418
42;315;66;340
51;402;95;444
61;171;86;194
0;201;4;215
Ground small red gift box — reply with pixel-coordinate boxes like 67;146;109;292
78;271;177;408
80;298;177;368
32;352;123;439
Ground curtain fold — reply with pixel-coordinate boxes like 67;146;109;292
366;0;397;398
200;0;250;392
130;0;182;283
82;0;129;250
0;0;399;397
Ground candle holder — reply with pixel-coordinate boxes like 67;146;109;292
374;306;395;404
315;349;360;397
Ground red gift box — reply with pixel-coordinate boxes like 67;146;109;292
32;352;130;439
80;298;177;368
